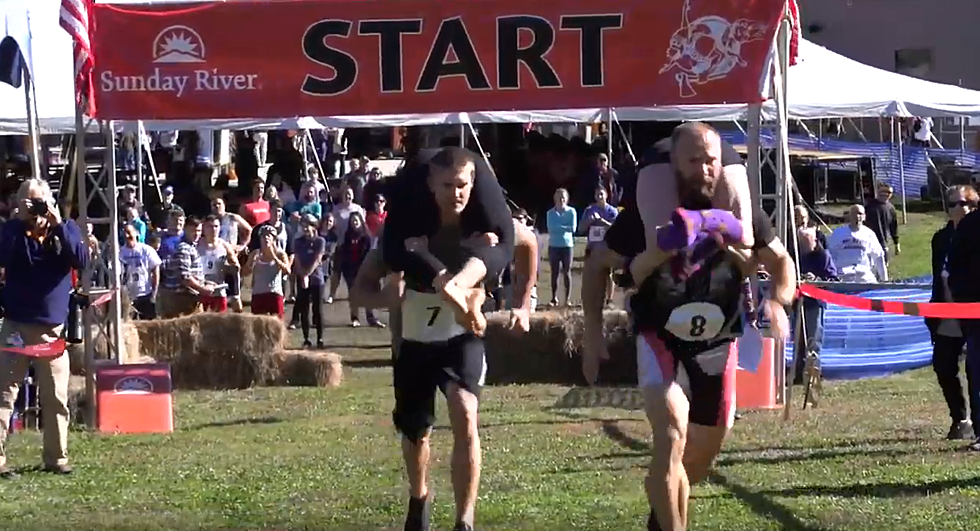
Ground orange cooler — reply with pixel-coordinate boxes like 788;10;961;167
735;337;779;410
96;363;174;434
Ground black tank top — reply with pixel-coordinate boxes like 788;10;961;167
629;209;774;358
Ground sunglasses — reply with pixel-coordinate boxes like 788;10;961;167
950;200;977;209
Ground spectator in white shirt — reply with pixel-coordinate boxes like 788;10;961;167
827;204;888;283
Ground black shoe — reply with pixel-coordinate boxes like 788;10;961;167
404;493;432;531
302;340;313;349
648;510;663;531
316;340;326;350
0;465;18;479
452;523;474;531
968;438;980;452
947;420;974;440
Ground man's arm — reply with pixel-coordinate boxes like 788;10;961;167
714;163;756;248
351;247;401;310
55;219;91;271
149;265;160;294
234;214;253;249
178;250;210;293
755;238;796;306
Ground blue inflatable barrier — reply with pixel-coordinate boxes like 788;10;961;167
784;281;933;381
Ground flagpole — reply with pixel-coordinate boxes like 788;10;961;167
24;67;43;180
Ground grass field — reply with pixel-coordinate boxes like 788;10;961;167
2;210;975;531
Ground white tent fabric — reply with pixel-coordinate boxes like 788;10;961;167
615;39;980;121
0;0;81;135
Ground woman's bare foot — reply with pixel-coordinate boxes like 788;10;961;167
441;282;487;336
463;289;487;336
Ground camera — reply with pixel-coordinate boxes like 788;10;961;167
27;198;48;217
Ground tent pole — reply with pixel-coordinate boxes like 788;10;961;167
606;108;614;165
610;110;637;165
136;121;145;204
960;117;967;154
24;69;42;180
894;119;908;224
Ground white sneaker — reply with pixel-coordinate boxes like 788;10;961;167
325;296;334;304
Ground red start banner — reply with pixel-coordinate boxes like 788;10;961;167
91;0;788;121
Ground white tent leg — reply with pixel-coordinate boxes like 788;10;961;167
610;109;637;165
605;108;614;165
136;121;144;204
894;119;908;223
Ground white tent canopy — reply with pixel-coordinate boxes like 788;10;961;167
0;0;81;135
615;38;980;121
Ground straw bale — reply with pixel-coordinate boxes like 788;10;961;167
132;312;285;389
68;321;143;375
275;350;343;388
483;309;637;386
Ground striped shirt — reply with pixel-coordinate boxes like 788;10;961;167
161;240;204;292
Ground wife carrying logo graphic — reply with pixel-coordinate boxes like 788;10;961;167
659;0;767;98
100;25;260;98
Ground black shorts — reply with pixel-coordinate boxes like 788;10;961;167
392;334;486;442
637;332;737;428
224;271;241;298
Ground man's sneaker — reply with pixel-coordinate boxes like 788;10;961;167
302;340;313;349
368;318;387;329
316;340;326;350
452;523;474;531
947;420;974;440
968;438;980;452
404;493;432;531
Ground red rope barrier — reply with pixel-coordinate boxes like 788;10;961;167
799;284;980;319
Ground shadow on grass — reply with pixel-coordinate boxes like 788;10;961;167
593;419;829;530
755;475;980;499
186;416;284;431
344;358;394;369
330;343;391;351
709;472;831;531
431;416;637;432
716;444;961;467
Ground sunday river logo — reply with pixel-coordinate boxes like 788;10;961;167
100;25;260;98
659;0;767;98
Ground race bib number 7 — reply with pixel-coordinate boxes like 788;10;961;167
401;290;467;343
664;302;726;342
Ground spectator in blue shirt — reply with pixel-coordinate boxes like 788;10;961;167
0;178;89;477
791;226;838;385
580;187;619;306
546;188;577;306
157;206;186;260
120;205;147;244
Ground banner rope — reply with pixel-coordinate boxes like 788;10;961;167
798;283;980;319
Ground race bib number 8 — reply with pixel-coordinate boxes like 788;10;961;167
664;302;726;342
401;290;467;343
588;225;607;243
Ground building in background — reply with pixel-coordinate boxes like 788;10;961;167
798;0;979;150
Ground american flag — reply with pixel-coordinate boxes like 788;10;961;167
59;0;95;115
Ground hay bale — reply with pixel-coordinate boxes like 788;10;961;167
68;321;143;375
483;309;637;386
133;313;285;389
275;350;343;387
